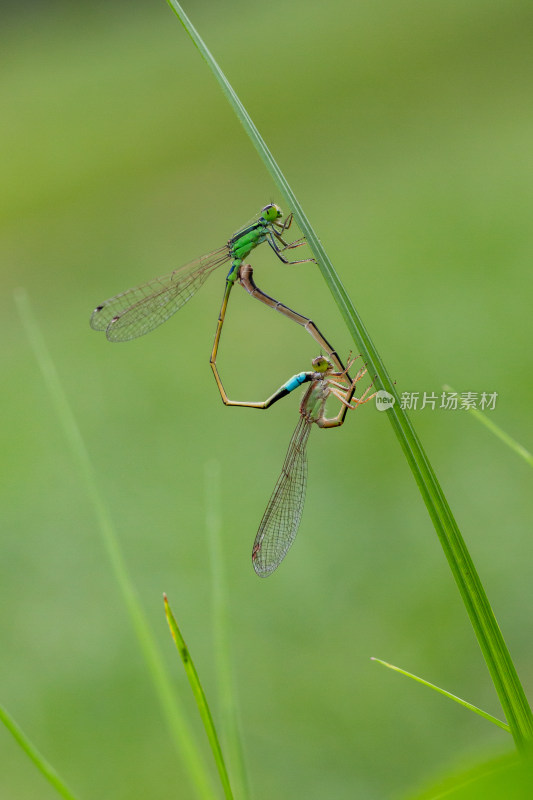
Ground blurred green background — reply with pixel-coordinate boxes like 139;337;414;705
2;0;533;797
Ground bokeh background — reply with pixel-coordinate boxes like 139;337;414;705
2;0;533;797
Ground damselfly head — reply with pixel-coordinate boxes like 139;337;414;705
311;356;333;373
261;203;283;222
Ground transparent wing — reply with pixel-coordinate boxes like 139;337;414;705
252;416;311;577
90;245;230;342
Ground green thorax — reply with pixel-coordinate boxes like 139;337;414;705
230;220;268;263
226;204;283;283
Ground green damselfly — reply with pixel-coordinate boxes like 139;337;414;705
90;204;350;398
222;354;376;577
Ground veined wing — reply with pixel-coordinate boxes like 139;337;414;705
252;416;310;577
90;245;230;342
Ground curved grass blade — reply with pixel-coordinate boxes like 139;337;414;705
371;658;510;732
164;0;533;748
252;416;310;577
164;594;235;800
15;289;217;800
90;247;229;341
0;703;80;800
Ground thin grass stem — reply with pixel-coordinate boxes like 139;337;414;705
164;0;533;748
205;461;250;799
443;384;533;468
371;658;510;732
14;289;217;800
0;703;80;800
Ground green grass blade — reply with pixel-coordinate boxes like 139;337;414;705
205;461;250;800
371;658;510;732
443;384;533;468
164;594;235;800
14;289;217;800
164;1;533;748
0;703;80;800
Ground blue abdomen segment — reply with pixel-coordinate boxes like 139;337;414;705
265;371;312;409
284;372;308;393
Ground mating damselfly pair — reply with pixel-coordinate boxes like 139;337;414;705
91;204;374;575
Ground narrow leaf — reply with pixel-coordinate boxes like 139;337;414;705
371;658;510;732
164;594;235;800
0;702;80;800
443;384;533;467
